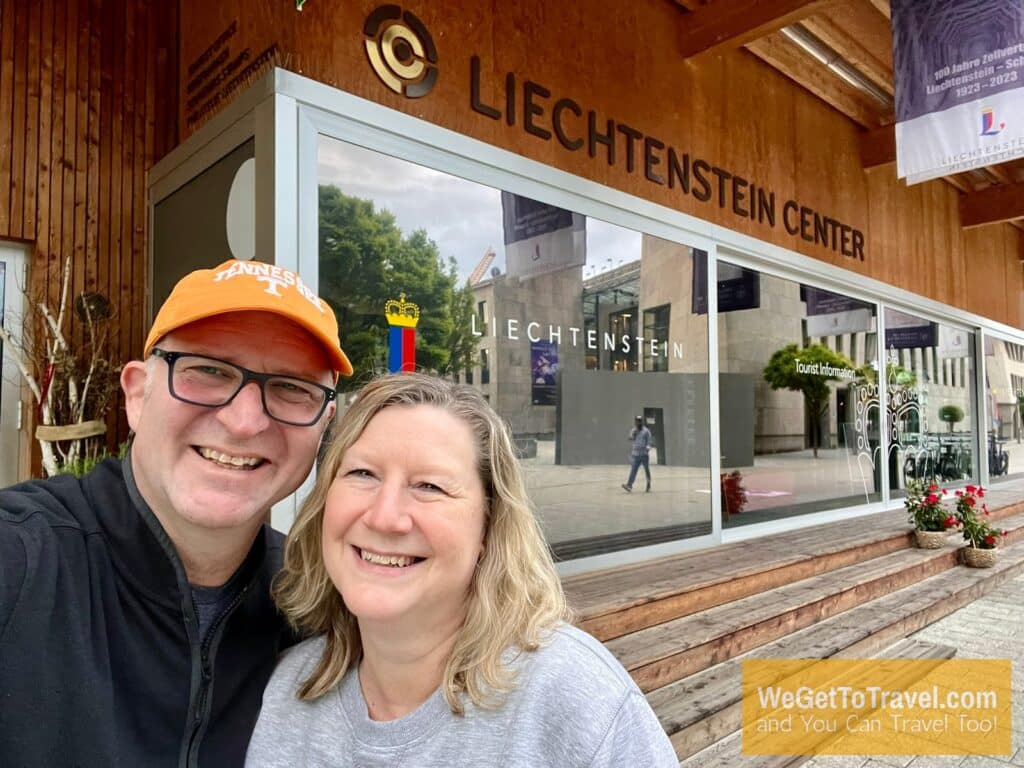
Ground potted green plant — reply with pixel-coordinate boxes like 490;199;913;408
904;479;957;548
954;485;1006;568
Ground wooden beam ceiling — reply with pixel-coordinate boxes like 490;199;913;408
944;174;973;195
960;182;1024;229
801;5;892;95
745;32;885;128
673;0;1023;233
678;0;834;59
865;0;891;20
983;164;1016;187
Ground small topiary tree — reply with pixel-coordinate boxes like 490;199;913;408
763;343;857;458
938;404;965;433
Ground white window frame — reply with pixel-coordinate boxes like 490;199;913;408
146;67;1024;574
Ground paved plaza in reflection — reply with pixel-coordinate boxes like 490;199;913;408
524;439;1024;547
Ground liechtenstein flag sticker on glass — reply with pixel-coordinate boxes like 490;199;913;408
385;293;419;373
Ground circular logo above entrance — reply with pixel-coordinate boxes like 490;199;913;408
363;5;438;98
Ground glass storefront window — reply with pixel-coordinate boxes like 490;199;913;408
317;135;712;560
643;305;670;372
983;335;1024;482
716;257;881;526
884;308;977;492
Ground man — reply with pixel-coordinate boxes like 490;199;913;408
622;415;652;493
0;259;352;767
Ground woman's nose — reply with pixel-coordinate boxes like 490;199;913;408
362;480;414;534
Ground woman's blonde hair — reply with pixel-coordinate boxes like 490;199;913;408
274;372;570;713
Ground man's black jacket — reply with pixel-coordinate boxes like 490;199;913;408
0;456;294;767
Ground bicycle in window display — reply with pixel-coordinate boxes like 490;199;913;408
903;434;971;483
988;432;1010;477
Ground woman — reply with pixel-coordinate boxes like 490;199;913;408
246;373;678;767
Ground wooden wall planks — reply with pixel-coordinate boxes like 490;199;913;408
177;0;1024;330
0;0;178;470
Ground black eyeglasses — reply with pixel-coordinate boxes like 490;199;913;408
150;348;336;427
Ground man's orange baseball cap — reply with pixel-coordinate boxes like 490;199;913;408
144;259;353;377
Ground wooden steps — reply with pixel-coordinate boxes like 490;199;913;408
561;493;1024;766
566;512;917;642
647;517;1024;764
677;638;958;768
565;497;1024;644
607;545;959;692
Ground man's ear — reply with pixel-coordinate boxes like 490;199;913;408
121;361;148;432
317;398;337;431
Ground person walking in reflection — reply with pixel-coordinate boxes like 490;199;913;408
622;415;652;493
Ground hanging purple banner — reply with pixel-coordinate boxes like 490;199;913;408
802;286;875;337
884;309;938;350
892;0;1024;183
530;340;558;406
500;192;586;281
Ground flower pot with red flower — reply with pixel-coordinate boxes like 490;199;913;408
904;479;957;548
955;485;1005;568
720;471;748;518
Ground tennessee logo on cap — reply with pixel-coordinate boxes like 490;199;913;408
212;261;325;312
145;259;353;377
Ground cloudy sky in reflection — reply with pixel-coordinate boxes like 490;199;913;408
317;135;644;282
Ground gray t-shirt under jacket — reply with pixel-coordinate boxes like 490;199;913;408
245;624;678;767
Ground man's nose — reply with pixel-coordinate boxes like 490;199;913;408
216;381;271;435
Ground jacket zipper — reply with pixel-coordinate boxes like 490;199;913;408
183;583;252;767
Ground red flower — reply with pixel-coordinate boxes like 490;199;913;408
984;535;996;547
943;516;958;529
928;483;937;492
977;488;985;498
966;485;976;493
964;496;976;507
926;494;939;505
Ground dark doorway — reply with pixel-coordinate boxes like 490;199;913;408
643;407;665;465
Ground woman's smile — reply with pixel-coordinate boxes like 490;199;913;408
322;404;486;627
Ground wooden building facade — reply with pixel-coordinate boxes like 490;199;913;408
1;2;1023;568
0;0;178;476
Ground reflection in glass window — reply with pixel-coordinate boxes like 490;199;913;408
885;308;977;493
317;135;711;561
983;336;1024;482
717;259;881;527
644;305;670;372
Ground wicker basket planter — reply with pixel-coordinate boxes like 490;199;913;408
962;546;998;568
914;529;948;549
